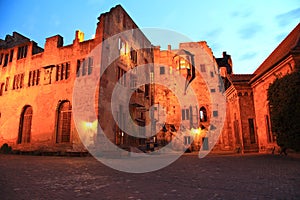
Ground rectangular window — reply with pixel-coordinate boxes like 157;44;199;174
36;70;40;85
88;57;93;75
145;84;149;98
28;71;32;86
3;54;9;67
13;75;16;90
28;70;40;86
210;71;214;77
118;38;127;55
61;64;65;80
0;53;3;65
76;60;81;77
66;62;70;79
213;110;218;117
181;109;190;120
9;50;14;62
186;109;190;120
17;45;28;59
5;77;9;91
248;118;256;144
82;59;86;76
184;136;191;145
130;48;137;64
160;66;165;75
200;64;206;72
182;109;185;120
32;70;36;86
150;72;154;83
117;66;126;86
0;83;4;96
56;65;60;81
20;73;24;88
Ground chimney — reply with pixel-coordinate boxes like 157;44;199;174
168;45;171;51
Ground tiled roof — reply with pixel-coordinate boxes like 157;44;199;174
251;23;300;81
229;74;255;82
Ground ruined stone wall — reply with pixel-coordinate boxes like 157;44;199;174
153;42;221;151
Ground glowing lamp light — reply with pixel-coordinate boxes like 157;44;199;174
191;128;201;135
85;122;93;129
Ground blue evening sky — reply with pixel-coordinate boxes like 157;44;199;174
0;0;299;74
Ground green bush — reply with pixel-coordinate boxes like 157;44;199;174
267;72;300;151
0;143;12;154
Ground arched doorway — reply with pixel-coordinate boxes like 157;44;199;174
56;101;72;143
199;106;207;122
18;105;33;144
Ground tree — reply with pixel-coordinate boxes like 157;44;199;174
267;71;300;151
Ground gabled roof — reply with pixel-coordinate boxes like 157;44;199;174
251;23;300;82
229;74;255;83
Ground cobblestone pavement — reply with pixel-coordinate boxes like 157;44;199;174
0;153;299;200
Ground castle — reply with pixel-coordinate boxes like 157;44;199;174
0;5;299;154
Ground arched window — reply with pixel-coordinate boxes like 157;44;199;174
18;105;33;144
56;101;72;143
199;107;207;122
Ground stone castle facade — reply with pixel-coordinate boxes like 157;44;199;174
0;5;299;154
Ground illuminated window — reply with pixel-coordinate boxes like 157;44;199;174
200;107;207;122
150;72;154;83
118;38;127;55
18;105;33;144
177;57;190;70
169;66;173;74
56;101;72;143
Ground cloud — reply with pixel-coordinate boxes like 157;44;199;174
276;8;300;27
231;10;252;18
205;28;222;39
239;52;257;61
238;23;263;39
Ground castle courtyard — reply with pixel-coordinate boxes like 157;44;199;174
0;154;299;199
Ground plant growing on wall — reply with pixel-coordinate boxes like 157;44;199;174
267;71;300;151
